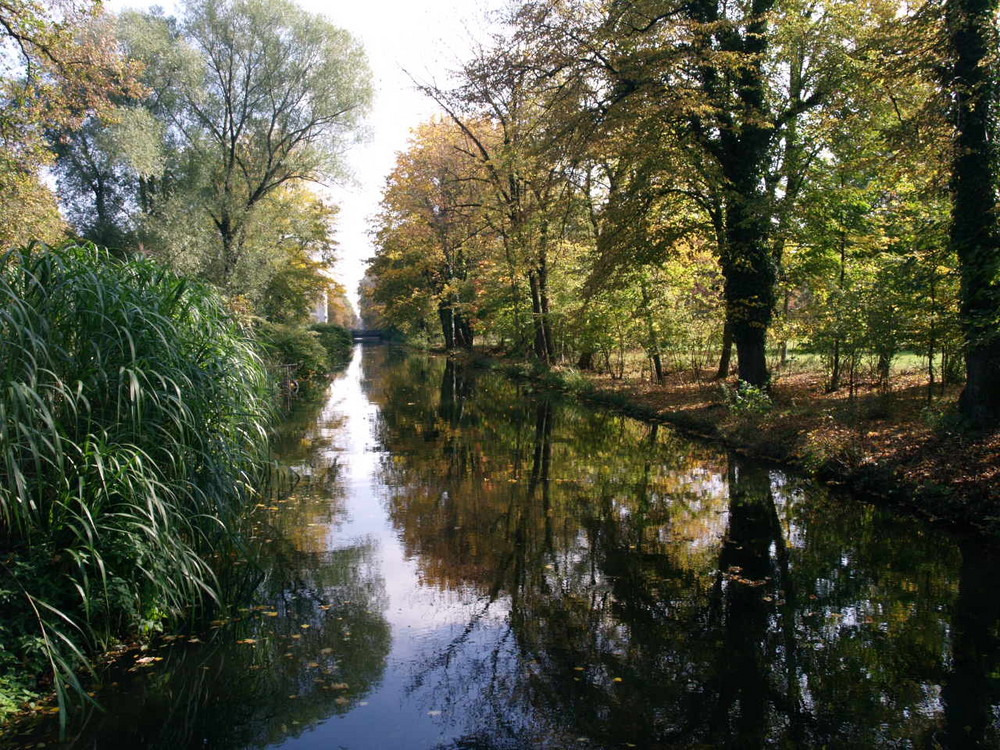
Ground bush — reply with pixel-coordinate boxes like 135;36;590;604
308;322;353;370
0;242;271;723
720;380;773;416
256;322;330;388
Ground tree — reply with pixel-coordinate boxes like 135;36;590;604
552;0;906;386
370;120;489;349
1;1;138;246
423;5;592;363
253;185;343;324
945;0;1000;426
174;0;370;289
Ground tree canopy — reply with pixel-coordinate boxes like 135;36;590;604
363;0;1000;425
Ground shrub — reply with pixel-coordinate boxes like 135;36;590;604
720;380;773;416
256;322;330;388
308;322;353;370
0;242;271;724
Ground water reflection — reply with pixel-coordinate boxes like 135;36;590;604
11;346;1000;749
364;348;999;748
13;367;392;749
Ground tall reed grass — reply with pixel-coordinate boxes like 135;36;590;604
0;243;271;727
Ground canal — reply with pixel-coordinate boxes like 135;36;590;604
17;344;1000;748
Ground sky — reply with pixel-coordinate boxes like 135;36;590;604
110;0;506;311
303;0;504;310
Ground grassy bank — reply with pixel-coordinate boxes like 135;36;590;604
0;244;273;727
474;353;999;536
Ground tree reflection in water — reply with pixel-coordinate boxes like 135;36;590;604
14;348;998;749
366;349;998;749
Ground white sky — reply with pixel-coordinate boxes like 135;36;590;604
109;0;506;311
304;0;505;310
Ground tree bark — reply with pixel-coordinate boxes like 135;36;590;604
703;0;778;388
948;0;1000;427
640;280;664;381
438;303;456;350
721;183;776;387
715;320;734;380
528;264;555;364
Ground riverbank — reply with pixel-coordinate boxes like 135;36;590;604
469;353;1000;537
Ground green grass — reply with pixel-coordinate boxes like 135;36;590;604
0;242;272;728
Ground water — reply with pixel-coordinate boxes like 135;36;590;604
13;345;1000;748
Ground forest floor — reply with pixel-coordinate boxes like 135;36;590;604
484;355;1000;536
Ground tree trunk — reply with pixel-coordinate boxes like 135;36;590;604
716;5;778;389
715;320;734;380
640;280;664;381
528;266;554;365
722;183;775;387
829;339;841;392
438;303;456;350
948;0;1000;427
456;312;474;350
218;212;241;287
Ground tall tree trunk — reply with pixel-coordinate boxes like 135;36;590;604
438;302;456;350
829;227;848;392
528;263;555;365
715;2;778;388
455;312;474;350
948;0;1000;427
721;184;776;387
217;211;242;287
715;320;734;380
528;271;547;362
830;339;842;392
640;279;664;381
